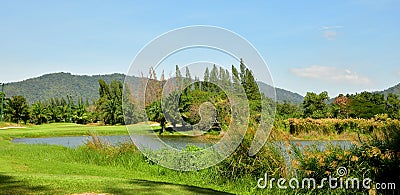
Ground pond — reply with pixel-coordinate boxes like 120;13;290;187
12;135;355;151
12;135;130;148
12;135;215;150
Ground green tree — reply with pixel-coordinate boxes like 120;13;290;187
73;97;89;124
6;96;30;124
175;65;183;90
385;93;400;119
276;101;302;119
203;67;210;90
31;101;48;124
162;92;181;127
98;79;111;98
184;66;192;87
243;68;260;101
47;98;60;122
231;65;241;93
57;104;69;122
97;79;124;125
193;76;200;90
302;91;330;119
209;64;219;92
239;59;246;83
348;92;385;118
122;84;143;124
146;100;166;134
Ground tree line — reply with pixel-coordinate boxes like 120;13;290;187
276;91;400;120
0;79;137;125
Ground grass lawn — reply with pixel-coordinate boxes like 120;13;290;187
0;123;238;194
0;123;129;140
0;140;232;194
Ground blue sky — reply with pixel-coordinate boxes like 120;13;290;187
0;0;399;97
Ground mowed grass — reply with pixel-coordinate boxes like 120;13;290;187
0;141;233;194
0;123;239;194
0;123;130;140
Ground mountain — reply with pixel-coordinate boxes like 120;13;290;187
4;72;127;103
257;82;304;104
3;72;304;104
378;83;400;97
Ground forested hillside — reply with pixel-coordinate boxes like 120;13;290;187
379;83;400;97
3;72;304;104
257;82;304;104
4;72;127;103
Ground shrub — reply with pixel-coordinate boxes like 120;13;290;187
293;120;400;194
287;118;400;136
215;133;286;180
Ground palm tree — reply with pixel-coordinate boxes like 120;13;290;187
57;105;69;122
47;103;60;123
31;102;48;124
73;103;88;124
6;96;30;124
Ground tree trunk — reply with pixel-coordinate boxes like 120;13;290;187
160;118;166;135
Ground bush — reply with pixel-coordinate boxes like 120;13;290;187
293;120;400;194
215;133;286;180
286;118;400;136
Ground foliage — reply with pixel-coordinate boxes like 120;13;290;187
276;101;302;120
286;117;400;135
96;79;124;125
302;91;330;119
332;94;351;118
215;134;286;180
146;100;166;134
385;93;400;119
5;95;30;123
1;78;132;125
347;92;386;119
293;120;400;194
30;101;48;124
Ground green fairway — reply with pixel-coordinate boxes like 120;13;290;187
0;123;130;140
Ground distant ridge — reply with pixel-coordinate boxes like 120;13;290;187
257;81;304;104
3;72;304;104
4;72;126;103
378;83;400;97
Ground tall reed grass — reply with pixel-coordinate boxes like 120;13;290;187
286;117;400;136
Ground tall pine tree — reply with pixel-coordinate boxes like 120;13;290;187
203;67;210;91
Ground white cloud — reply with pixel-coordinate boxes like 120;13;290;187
290;65;372;85
320;26;343;40
321;26;344;30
